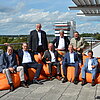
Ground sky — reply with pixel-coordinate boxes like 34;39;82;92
0;0;100;35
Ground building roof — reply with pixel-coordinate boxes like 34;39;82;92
84;42;100;57
69;0;100;16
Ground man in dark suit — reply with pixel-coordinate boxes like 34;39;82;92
0;46;28;92
29;24;48;53
43;43;63;80
16;43;43;85
62;44;82;84
53;30;70;55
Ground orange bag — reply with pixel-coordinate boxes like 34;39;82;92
0;73;20;90
28;68;47;80
61;66;75;82
41;64;57;77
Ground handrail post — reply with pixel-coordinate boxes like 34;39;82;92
91;39;92;50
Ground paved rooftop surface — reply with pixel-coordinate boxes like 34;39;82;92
0;79;100;100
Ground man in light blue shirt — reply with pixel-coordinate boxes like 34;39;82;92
81;50;98;86
62;44;82;84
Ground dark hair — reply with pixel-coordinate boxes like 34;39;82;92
88;50;93;55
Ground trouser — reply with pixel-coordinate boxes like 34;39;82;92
78;53;83;63
62;61;79;78
48;62;60;75
37;45;44;53
3;66;25;84
22;63;43;79
82;67;97;80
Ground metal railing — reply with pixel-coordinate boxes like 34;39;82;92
0;43;23;46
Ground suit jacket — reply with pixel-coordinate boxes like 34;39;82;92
29;30;48;51
43;50;63;63
63;51;81;64
53;36;70;51
15;49;37;65
0;54;6;72
0;52;17;72
83;57;98;69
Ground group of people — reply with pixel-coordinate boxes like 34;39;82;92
0;23;98;92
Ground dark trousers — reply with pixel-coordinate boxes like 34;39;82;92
62;61;79;78
78;53;83;63
48;62;60;75
22;63;43;79
37;45;44;53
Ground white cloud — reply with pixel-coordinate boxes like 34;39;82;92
77;23;91;28
0;6;100;35
0;18;12;23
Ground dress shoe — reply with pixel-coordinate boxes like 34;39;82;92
21;82;29;88
62;77;68;83
26;79;32;85
56;76;61;80
48;75;53;81
73;79;78;85
10;84;14;92
81;79;87;86
33;79;43;85
91;80;96;86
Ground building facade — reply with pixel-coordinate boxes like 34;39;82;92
54;20;76;38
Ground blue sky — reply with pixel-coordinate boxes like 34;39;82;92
0;0;100;35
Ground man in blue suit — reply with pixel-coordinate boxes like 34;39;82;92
62;44;82;84
81;50;98;86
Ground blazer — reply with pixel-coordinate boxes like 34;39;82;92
29;30;48;51
43;50;63;63
15;49;37;65
83;57;98;69
53;36;70;51
63;51;82;64
0;52;17;72
0;54;6;72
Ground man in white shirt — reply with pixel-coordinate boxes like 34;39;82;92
53;30;70;55
16;43;43;85
43;43;63;80
81;50;98;86
29;24;48;53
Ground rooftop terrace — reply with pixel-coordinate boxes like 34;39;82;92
0;79;100;100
